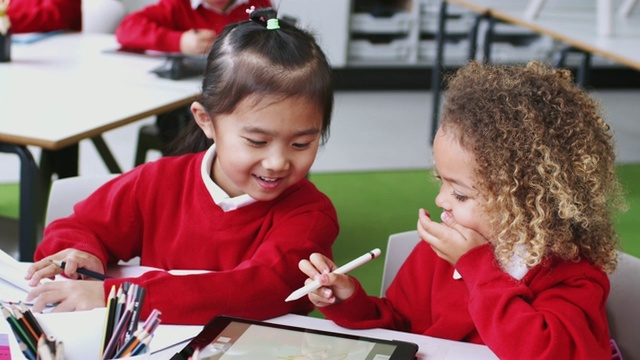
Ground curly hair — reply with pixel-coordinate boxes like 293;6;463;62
440;61;626;273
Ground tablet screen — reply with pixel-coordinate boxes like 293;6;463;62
171;316;418;360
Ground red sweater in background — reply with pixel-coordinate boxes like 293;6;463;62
321;241;612;360
35;152;339;325
115;0;273;53
8;0;81;34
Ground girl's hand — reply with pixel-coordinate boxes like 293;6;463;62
25;280;105;313
297;253;356;307
180;29;216;55
417;208;488;266
25;249;104;286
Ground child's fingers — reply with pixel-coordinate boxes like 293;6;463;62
309;252;336;273
26;282;64;313
298;259;321;279
308;287;336;307
27;260;60;286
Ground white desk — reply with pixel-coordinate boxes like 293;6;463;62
1;259;497;360
0;33;202;261
151;314;498;360
1;312;497;360
446;0;640;70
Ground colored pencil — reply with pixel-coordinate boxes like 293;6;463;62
112;328;150;358
18;302;45;339
125;285;146;342
101;302;133;360
10;306;38;348
37;335;54;360
54;340;64;360
1;305;36;353
113;286;125;326
16;336;36;360
100;285;117;357
130;335;151;356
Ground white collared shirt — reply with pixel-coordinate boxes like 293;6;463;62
201;144;257;212
453;245;530;281
190;0;249;13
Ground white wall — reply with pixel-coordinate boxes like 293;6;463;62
276;0;351;68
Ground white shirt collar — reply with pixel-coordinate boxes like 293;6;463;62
201;144;257;212
502;245;530;280
453;245;530;281
191;0;249;13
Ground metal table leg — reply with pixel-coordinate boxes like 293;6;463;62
431;0;449;144
553;45;592;87
0;143;39;261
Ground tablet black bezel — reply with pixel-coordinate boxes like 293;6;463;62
171;315;418;360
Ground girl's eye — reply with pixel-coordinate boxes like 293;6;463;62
293;142;311;149
245;138;266;146
452;191;468;202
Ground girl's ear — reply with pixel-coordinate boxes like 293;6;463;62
191;101;216;140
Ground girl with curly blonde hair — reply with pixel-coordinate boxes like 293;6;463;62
297;61;626;359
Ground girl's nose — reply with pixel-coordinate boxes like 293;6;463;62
263;151;290;172
434;187;448;210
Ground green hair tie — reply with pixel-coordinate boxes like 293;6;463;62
266;18;280;30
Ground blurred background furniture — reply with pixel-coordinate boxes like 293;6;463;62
380;230;420;296
607;251;640;360
45;175;118;226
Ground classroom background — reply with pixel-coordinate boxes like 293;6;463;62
0;0;639;302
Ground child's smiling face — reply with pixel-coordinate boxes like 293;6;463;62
202;94;323;201
433;127;492;241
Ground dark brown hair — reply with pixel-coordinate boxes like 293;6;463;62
169;7;333;155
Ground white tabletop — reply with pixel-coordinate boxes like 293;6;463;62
0;259;497;360
149;313;499;360
447;0;640;71
0;33;202;150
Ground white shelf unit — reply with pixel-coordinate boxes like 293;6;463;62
348;0;557;67
277;0;617;70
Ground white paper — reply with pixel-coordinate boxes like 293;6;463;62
0;248;33;293
34;308;106;360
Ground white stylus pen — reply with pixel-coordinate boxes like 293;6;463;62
285;248;382;302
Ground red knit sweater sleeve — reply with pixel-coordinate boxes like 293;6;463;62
457;245;611;360
36;154;339;325
319;244;436;332
320;240;611;360
8;0;81;34
114;0;186;53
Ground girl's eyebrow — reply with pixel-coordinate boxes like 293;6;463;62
241;126;320;137
437;172;475;192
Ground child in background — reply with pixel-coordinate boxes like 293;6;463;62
117;0;273;160
8;0;81;33
25;7;338;325
115;0;272;55
298;61;626;359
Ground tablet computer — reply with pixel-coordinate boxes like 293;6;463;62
170;315;419;360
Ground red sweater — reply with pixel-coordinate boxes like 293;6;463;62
8;0;81;34
115;0;273;53
35;152;339;325
321;241;611;360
